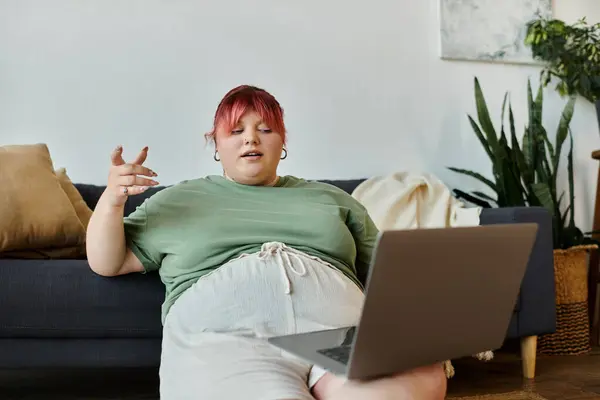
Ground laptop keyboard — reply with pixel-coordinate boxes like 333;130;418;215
317;345;352;365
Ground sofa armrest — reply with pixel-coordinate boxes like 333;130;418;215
479;206;556;338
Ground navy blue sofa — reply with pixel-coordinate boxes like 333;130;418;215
0;179;555;379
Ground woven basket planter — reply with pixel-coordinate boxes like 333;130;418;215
538;245;596;356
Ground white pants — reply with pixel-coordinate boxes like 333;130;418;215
160;242;365;400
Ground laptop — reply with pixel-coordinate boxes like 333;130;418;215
268;223;538;381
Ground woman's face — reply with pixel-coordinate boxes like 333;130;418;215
215;110;284;186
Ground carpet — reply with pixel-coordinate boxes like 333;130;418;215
448;391;548;400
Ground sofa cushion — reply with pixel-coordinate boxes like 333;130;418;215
0;144;86;252
74;183;167;217
0;259;163;338
0;245;86;260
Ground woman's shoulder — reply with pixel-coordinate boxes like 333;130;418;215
141;176;219;205
286;176;365;207
290;176;353;196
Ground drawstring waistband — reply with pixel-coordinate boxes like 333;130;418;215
257;242;308;294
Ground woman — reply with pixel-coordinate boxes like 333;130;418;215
86;85;446;400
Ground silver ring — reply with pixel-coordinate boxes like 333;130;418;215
123;187;129;195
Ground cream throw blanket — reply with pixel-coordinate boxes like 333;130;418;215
351;172;482;230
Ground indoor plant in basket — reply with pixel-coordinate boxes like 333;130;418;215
449;76;597;355
524;16;600;135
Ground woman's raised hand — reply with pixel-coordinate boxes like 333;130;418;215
107;145;159;207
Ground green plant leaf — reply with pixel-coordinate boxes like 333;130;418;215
557;191;565;209
535;132;550;183
527;79;548;183
553;96;576;172
502;157;527;206
561;204;572;228
500;92;508;135
472;191;497;202
523;81;538;170
509;101;533;188
531;182;554;212
567;128;575;227
467;115;494;160
503;132;530;206
543;133;556;166
447;167;497;191
533;81;544;125
452;189;493;208
474;78;500;153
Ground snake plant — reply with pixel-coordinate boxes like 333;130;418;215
449;77;594;249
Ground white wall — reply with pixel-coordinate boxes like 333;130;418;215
1;0;599;230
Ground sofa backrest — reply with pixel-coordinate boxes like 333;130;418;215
74;178;367;217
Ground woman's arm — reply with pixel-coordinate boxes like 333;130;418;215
347;201;379;286
86;192;144;276
86;145;159;277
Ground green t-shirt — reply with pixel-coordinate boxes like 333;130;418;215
123;175;379;324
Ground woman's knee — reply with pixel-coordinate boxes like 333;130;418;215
412;363;447;400
384;363;448;400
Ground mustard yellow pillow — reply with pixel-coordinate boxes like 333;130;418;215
55;167;93;230
0;144;86;252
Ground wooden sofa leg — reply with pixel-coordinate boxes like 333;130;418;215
520;335;537;379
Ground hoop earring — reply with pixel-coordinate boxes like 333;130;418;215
280;148;287;160
214;151;220;162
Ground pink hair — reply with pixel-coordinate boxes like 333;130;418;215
205;85;287;145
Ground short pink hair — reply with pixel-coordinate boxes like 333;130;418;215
205;85;287;145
